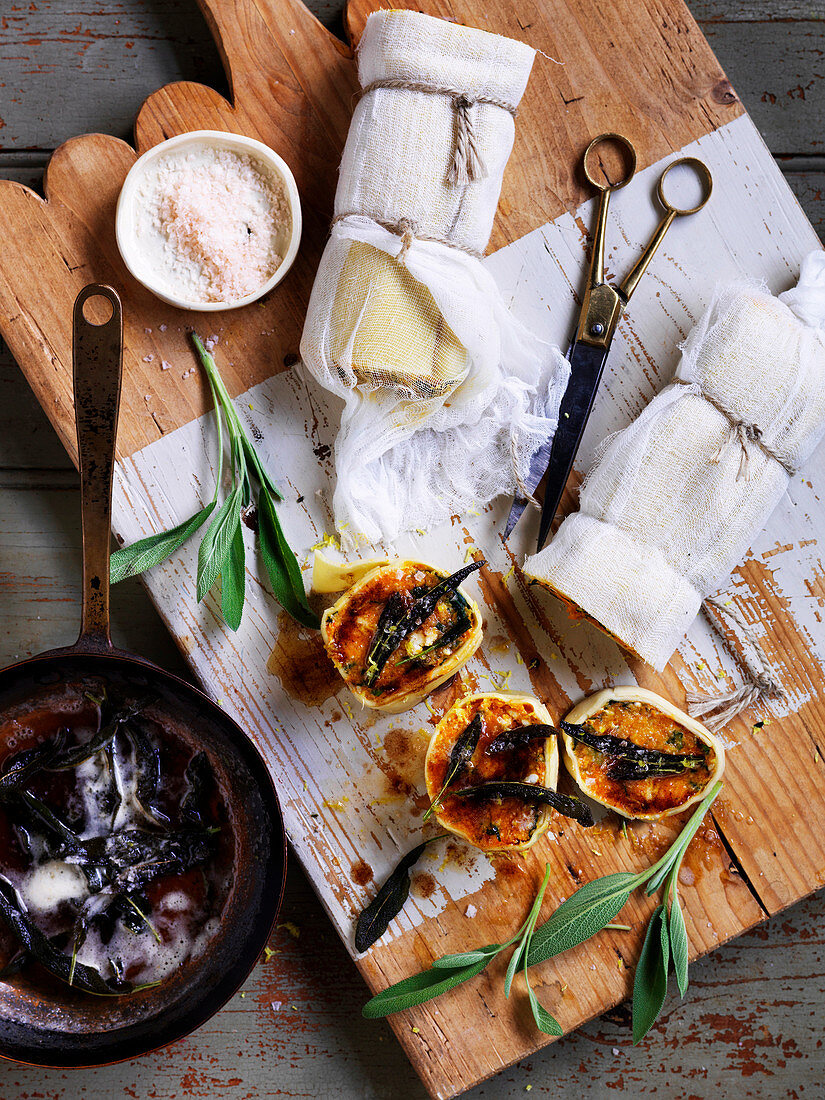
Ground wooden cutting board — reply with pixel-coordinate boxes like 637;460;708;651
0;1;823;1096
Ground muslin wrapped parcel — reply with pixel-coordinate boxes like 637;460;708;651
524;252;825;674
300;10;569;545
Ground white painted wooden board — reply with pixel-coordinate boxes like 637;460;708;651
109;111;824;954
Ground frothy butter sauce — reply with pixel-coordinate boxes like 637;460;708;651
0;684;232;993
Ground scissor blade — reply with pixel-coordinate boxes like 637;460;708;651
536;341;610;552
503;436;555;539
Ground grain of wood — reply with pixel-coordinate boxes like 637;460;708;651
0;2;822;1100
691;0;825;20
0;485;187;670
704;20;825;154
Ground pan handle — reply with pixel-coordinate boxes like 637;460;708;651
72;285;123;653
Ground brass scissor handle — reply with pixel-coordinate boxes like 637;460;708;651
576;136;713;350
620;156;713;301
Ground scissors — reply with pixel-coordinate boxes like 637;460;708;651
504;133;713;550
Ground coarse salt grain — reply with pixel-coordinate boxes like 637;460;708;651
132;146;289;304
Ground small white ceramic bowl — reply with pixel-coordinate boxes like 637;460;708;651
115;130;302;312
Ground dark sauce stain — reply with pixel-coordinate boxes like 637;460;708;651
267;612;340;706
444;841;476;874
350;859;373;887
427;674;466;724
492;854;528;882
412;872;437;900
383;728;425;788
680;821;724;889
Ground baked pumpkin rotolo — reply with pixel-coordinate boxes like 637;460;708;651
561;686;725;820
320;560;484;713
424;693;594;853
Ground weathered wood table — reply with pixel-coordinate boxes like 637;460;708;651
0;2;823;1096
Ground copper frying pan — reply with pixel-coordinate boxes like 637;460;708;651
0;284;286;1066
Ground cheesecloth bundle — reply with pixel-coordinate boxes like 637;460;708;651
524;251;825;686
300;10;569;545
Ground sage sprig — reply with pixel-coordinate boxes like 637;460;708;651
110;334;318;631
363;861;559;1027
363;781;723;1041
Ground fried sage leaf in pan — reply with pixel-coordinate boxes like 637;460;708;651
0;730;67;794
0;876;144;996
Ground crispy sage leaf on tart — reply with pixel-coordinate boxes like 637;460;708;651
561;686;725;820
321;560;484;713
452;782;594;828
560;722;706;781
422;713;482;823
424;693;582;853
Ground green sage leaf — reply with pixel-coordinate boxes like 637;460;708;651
632;904;670;1044
668;890;689;997
362;955;491;1019
197;483;243;602
504;935;528;1000
257;488;319;629
430;946;501;969
110;503;216;584
524;872;639;968
526;977;563;1036
240;435;282;501
220;519;246;631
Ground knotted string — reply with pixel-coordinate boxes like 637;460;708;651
331;212;485;261
672;378;797;479
510;434;541;509
686;596;785;732
360;79;517;188
711;421;764;481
